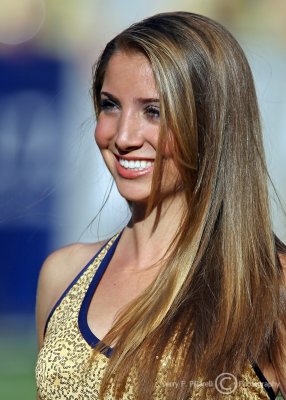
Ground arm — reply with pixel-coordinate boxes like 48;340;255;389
36;249;69;350
36;247;75;400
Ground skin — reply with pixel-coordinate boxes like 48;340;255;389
36;50;285;397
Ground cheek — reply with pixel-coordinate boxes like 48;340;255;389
94;118;113;149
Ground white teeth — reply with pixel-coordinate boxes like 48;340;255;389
119;158;153;170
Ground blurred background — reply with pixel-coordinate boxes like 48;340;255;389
0;0;285;398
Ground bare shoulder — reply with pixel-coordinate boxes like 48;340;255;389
36;240;107;349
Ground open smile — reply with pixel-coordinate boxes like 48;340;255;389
114;154;155;178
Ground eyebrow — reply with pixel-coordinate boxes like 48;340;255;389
100;91;160;105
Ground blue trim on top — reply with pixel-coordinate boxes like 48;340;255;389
43;238;112;337
78;231;123;357
251;362;276;400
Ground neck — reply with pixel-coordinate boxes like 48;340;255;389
119;193;185;269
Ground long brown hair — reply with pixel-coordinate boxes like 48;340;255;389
92;12;286;399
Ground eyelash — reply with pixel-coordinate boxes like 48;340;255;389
99;99;117;111
145;105;160;119
99;99;160;119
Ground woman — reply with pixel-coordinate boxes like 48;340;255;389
36;12;286;399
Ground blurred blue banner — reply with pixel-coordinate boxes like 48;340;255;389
0;49;63;314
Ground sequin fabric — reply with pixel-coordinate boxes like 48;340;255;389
36;233;272;399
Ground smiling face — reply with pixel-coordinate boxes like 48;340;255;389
95;51;179;204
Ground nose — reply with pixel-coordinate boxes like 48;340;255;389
115;109;144;153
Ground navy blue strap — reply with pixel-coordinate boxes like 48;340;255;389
78;231;123;356
43;236;117;337
251;362;277;400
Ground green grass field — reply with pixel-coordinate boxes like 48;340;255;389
0;315;37;400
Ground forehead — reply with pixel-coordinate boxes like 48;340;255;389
102;51;158;95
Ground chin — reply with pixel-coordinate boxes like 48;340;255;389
117;186;151;204
111;170;151;201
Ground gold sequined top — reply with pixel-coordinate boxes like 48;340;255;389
36;232;276;399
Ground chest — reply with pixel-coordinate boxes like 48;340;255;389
87;259;159;340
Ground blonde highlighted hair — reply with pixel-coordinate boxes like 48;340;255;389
92;12;286;399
